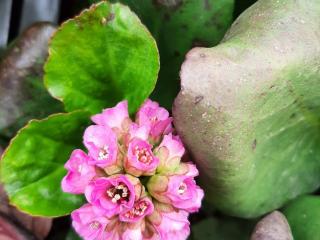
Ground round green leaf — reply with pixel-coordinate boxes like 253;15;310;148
0;111;90;216
284;196;320;240
113;0;234;109
44;2;159;114
191;216;253;240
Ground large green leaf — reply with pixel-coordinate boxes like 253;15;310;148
283;196;320;240
112;0;234;109
173;0;320;217
45;2;159;114
0;111;90;216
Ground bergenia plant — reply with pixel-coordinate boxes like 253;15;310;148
2;0;320;239
62;99;204;239
0;1;211;239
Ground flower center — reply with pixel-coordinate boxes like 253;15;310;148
134;146;153;165
106;183;130;203
178;182;187;195
124;201;148;219
98;145;109;160
89;221;101;230
150;116;158;123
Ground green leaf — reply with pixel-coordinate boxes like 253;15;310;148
45;2;159;115
66;228;82;240
113;0;234;109
173;0;320;217
284;196;320;240
0;111;90;216
191;216;253;240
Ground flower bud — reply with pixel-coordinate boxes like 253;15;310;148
148;163;204;213
148;201;190;240
155;134;185;173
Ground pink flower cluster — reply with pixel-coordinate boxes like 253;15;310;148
61;99;204;240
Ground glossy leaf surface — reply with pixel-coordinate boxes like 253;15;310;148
0;111;90;216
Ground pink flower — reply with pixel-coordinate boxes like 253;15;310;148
120;197;154;223
124;138;159;177
104;213;160;240
148;202;190;240
136;99;173;140
85;175;135;217
155;134;185;172
91;100;130;130
61;150;96;194
71;204;109;240
104;218;151;240
83;125;118;169
128;123;150;141
72;203;155;240
121;225;145;240
148;163;204;213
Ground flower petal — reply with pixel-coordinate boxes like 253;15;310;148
136;99;173;139
83;125;118;168
71;204;109;240
61;150;96;194
125;138;159;177
91;100;129;129
85;176;136;218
